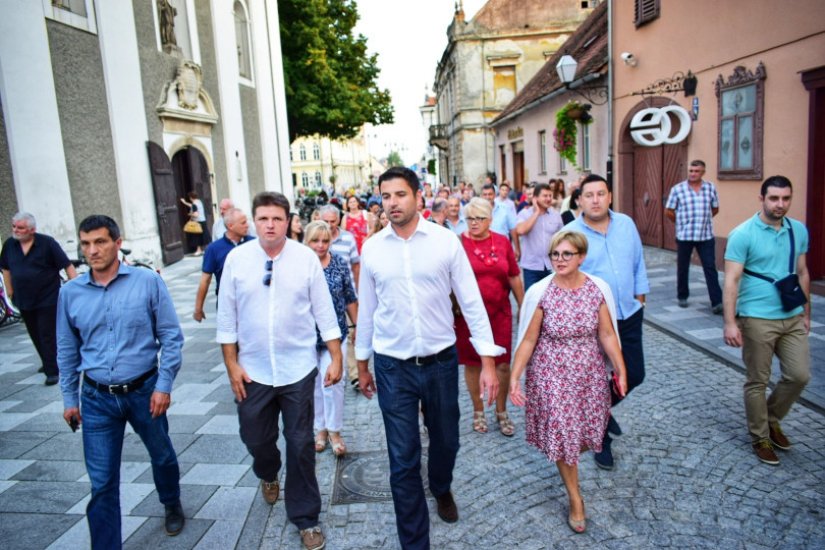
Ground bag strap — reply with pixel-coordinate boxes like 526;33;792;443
742;217;795;283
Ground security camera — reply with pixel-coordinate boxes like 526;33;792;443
620;52;637;66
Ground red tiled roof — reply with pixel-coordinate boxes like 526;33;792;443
492;2;607;125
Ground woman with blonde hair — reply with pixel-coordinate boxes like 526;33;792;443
455;198;524;436
304;221;358;457
510;229;627;533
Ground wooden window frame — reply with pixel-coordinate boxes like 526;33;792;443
715;62;766;180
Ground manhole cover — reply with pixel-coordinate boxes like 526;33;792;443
331;449;429;504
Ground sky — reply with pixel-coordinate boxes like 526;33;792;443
353;0;486;166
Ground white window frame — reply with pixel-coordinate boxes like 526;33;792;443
539;130;547;174
312;143;321;160
301;172;309;186
234;0;255;87
43;0;97;34
580;123;591;170
558;151;567;175
299;144;307;161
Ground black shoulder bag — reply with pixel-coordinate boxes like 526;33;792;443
742;219;807;312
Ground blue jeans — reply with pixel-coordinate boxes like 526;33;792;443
81;373;180;549
676;239;722;306
374;346;460;550
522;267;552;292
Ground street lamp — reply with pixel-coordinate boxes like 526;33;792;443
555;53;608;105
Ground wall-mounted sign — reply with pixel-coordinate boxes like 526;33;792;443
629;105;692;146
507;127;524;140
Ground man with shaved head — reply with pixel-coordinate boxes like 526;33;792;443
194;208;254;322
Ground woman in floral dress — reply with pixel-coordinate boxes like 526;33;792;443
510;230;627;534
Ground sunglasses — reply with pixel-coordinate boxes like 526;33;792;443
263;260;273;286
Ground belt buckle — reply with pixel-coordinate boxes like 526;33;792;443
414;356;423;366
109;384;128;395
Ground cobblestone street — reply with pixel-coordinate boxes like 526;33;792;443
1;253;823;549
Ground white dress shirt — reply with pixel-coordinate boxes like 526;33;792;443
217;239;341;387
355;215;504;361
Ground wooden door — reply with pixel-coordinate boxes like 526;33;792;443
513;151;524;192
662;144;686;250
632;145;663;247
147;141;184;265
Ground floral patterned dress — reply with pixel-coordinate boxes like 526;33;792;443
525;277;610;465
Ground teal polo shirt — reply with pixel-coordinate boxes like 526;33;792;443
725;213;808;319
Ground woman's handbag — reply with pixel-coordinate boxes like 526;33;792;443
743;219;807;312
183;220;203;234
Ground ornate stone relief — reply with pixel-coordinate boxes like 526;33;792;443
156;61;219;132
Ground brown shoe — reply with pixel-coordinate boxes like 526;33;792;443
769;423;791;450
260;479;279;504
300;526;326;550
435;491;458;523
752;439;779;465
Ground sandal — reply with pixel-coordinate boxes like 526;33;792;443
314;430;328;453
472;411;488;434
567;498;586;534
496;411;515;437
329;431;347;457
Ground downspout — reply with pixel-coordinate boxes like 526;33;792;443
607;0;614;188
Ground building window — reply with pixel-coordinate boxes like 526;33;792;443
301;172;309;187
580;123;591;170
499;145;506;182
715;62;766;180
558;151;567;175
539;131;547;174
315;172;322;187
634;0;660;27
581;0;601;8
299;144;307;161
312;143;321;160
492;65;517;107
43;0;97;33
234;0;253;82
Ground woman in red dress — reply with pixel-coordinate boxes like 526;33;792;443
340;195;370;253
455;198;524;436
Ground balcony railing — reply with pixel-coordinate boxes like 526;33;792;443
429;124;449;150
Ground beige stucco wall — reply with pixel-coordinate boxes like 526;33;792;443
612;0;825;236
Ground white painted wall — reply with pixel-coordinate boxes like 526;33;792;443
0;0;76;252
211;0;252;213
94;0;161;265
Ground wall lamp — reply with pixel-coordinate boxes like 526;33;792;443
556;54;608;105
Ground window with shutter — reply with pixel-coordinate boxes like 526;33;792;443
634;0;660;27
715;62;766;180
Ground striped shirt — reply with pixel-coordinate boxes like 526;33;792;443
665;180;719;241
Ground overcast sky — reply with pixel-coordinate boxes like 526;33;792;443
353;0;486;165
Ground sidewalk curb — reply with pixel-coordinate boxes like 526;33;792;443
644;315;825;417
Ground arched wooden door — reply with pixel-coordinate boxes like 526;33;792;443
147;141;184;265
172;147;214;251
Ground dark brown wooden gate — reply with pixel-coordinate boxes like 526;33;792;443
513;151;524;192
147;141;184;265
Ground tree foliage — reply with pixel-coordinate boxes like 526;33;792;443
386;150;403;167
278;0;394;141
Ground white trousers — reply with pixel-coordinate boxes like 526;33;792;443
313;339;346;432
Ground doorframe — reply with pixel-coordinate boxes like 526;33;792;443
802;66;825;280
167;136;216;218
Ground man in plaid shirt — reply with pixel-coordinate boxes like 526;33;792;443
665;160;723;313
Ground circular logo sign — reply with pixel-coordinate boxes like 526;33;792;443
630;105;692;147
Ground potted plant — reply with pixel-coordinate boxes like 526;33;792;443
554;101;593;168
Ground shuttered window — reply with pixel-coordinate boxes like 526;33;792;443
634;0;660;27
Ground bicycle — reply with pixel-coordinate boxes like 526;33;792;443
0;270;22;327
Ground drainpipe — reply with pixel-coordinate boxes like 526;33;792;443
607;0;614;189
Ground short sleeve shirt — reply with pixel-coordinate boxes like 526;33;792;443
0;233;71;309
725;213;809;319
202;235;255;292
665;180;719;241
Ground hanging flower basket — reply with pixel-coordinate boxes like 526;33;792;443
554;101;593;168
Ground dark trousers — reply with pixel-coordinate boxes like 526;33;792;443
676;239;723;306
20;304;58;377
374;346;460;550
522;268;552;292
610;306;646;406
237;370;320;530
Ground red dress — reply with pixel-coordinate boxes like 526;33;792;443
454;232;520;366
344;211;368;253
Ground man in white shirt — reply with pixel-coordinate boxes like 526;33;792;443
356;167;503;549
217;192;341;550
211;198;234;241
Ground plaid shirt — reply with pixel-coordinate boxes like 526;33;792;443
665;180;719;241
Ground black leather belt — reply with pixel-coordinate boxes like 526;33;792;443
84;367;158;395
406;346;453;366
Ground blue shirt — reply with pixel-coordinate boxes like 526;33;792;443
202;234;255;293
57;263;184;408
568;211;650;320
446;215;467;235
317;254;358;349
490;201;517;237
725;213;809;320
665;180;719;241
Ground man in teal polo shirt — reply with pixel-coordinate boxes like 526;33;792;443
723;175;811;466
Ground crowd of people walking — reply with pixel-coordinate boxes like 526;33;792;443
0;162;811;550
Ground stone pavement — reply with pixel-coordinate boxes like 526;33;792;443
642;246;825;413
0;254;823;549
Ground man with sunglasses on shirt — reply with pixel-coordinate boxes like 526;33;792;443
216;191;342;550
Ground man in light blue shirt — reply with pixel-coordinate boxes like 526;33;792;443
568;174;650;471
481;183;520;261
723;176;810;466
57;215;185;546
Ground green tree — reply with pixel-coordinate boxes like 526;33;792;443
386;150;403;167
278;0;394;141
